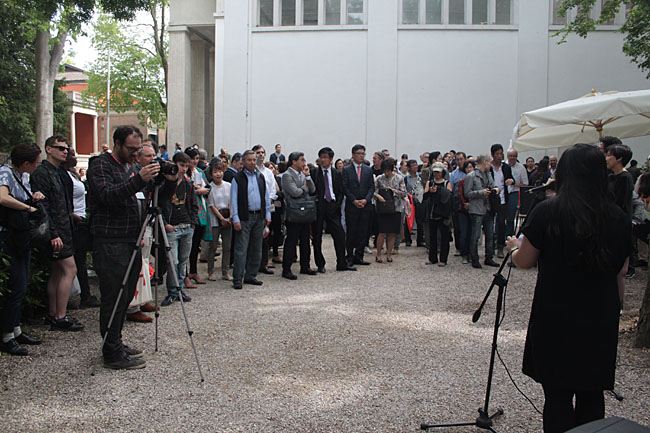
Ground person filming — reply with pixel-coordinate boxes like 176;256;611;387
506;143;630;433
87;125;177;370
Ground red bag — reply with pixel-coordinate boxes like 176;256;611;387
406;194;415;231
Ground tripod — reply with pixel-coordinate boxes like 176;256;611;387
92;184;205;382
421;190;543;432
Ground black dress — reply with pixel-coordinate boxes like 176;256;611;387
521;200;630;391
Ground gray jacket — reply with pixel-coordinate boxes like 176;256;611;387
281;167;316;204
463;169;495;216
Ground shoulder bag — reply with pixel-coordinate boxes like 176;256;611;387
375;187;395;214
285;195;317;223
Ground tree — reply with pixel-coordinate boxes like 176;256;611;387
556;0;650;348
85;1;168;130
554;1;650;79
7;0;151;147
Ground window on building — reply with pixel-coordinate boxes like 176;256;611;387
402;0;514;25
326;0;341;24
281;0;296;26
425;0;443;24
347;0;365;24
259;0;274;27
550;0;632;28
303;0;318;25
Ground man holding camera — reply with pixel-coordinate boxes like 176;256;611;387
463;154;500;269
87;125;176;370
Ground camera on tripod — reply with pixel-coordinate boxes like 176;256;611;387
150;157;178;184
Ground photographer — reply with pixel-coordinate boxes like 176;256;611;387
0;143;45;356
87;125;176;370
506;144;630;433
463;154;499;269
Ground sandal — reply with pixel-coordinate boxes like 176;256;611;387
386;256;393;263
375;256;383;263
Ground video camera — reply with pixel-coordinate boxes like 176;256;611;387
151;157;178;184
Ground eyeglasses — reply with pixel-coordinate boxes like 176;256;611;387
51;145;70;152
353;152;366;156
125;145;143;154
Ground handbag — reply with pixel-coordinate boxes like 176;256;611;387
375;188;395;214
285;195;317;223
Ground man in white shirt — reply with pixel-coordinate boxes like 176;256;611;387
506;149;529;238
252;144;278;274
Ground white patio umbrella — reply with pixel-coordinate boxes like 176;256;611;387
511;89;650;152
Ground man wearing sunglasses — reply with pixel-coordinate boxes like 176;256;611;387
87;125;177;370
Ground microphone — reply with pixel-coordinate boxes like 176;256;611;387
526;179;555;194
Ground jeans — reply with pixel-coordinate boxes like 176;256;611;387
470;213;495;263
94;241;141;360
165;225;194;295
233;213;264;284
505;192;520;238
207;225;232;275
457;211;472;257
0;232;31;334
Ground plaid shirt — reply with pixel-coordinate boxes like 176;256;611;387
87;153;150;242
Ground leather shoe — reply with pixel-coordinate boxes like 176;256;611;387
282;272;297;280
15;333;42;345
300;268;317;275
79;295;101;308
353;259;371;266
244;278;263;286
183;277;198;289
233;282;243;290
0;339;28;356
126;311;153;323
140;303;157;313
336;264;357;271
472;261;482;269
259;266;274;275
317;267;326;274
484;258;500;267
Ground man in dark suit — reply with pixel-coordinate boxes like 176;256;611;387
311;147;356;273
341;144;374;266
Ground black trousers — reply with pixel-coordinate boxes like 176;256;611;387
189;224;205;275
312;200;347;269
72;220;92;300
494;202;506;248
345;205;371;263
260;236;270;270
542;383;605;433
414;200;426;244
283;221;311;273
428;218;450;264
94;241;140;361
270;208;284;256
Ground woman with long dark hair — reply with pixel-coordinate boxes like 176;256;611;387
506;143;630;433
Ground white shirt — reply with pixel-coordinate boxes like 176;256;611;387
258;164;278;201
492;163;506;205
508;162;529;193
68;171;86;217
320;166;336;201
207;181;231;228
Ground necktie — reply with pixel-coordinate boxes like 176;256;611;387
324;169;333;202
357;164;361;182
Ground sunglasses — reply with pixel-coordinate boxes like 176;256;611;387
51;145;70;152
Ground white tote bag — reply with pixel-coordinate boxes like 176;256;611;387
129;257;153;307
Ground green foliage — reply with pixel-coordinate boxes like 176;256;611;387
554;1;650;79
21;249;51;322
85;9;168;129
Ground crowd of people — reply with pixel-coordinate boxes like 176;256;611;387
0;126;645;431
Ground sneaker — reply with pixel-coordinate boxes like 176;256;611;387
0;339;29;356
103;355;146;370
364;246;372;254
462;256;469;264
179;290;192;302
161;294;177;307
80;295;101;308
50;316;85;332
123;345;144;358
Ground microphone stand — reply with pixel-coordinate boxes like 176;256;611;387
421;187;545;432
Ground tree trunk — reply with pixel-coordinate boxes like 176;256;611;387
34;29;67;147
634;274;650;348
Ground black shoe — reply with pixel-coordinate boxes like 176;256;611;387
300;268;317;275
0;339;28;356
161;294;178;306
484;258;499;267
244;278;263;286
336;264;357;271
472;261;482;269
317;267;326;274
282;272;297;280
15;333;42;345
179;290;192;302
233;282;243;290
79;295;101;308
353;259;371;266
405;242;412;247
123;345;143;359
50;316;85;332
103;355;146;370
259;267;274;275
417;242;426;247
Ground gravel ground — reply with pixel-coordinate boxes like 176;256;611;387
1;239;649;432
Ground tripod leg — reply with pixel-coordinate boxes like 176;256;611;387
156;215;205;382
